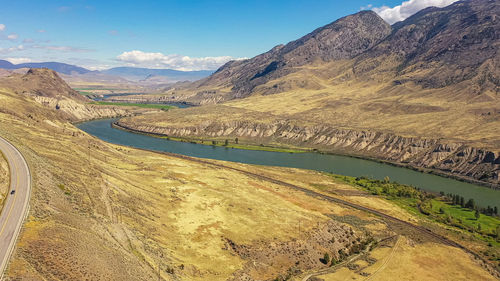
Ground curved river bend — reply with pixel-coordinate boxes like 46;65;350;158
78;118;500;209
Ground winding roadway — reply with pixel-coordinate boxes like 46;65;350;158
0;136;31;278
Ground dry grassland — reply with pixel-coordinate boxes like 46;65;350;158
0;88;495;280
315;236;496;281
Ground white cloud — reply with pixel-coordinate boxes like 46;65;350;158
7;33;18;40
22;38;34;43
4;57;32;64
37;29;46;33
0;45;24;54
372;0;458;24
86;64;113;71
116;50;242;71
0;24;5;31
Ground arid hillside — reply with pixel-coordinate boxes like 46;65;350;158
0;68;150;121
117;0;500;187
0;68;498;279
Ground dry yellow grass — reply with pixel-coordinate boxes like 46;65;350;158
0;89;371;280
0;86;496;280
0;150;9;208
224;69;500;149
316;236;496;281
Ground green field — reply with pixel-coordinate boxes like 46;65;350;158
429;199;500;234
90;101;176;110
331;175;500;243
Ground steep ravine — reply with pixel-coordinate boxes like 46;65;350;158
115;119;500;188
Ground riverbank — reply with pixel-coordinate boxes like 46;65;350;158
89;101;177;111
112;119;500;190
79;118;500;211
112;121;308;153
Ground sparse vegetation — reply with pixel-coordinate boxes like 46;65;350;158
319;252;330;265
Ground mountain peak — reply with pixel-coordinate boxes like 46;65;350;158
201;10;392;98
18;68;88;101
279;9;391;63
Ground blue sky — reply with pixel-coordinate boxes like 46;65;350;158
0;0;457;70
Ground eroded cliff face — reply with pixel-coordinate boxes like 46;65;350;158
33;96;130;121
115;119;500;187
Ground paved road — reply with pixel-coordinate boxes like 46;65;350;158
0;136;31;278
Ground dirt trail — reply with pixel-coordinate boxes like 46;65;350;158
364;236;401;281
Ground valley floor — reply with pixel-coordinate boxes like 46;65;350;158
0;87;498;280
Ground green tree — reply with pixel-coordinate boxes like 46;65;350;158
460;196;465;207
465;199;475;209
235;137;239;144
320;252;330;265
474;209;480;220
224;139;229;146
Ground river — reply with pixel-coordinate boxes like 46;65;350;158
77;118;500;209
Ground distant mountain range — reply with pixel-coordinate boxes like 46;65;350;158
0;60;90;75
0;60;213;83
101;67;212;82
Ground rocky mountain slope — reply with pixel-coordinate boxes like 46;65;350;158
0;68;88;101
355;0;499;94
203;10;390;98
164;0;498;103
178;10;391;102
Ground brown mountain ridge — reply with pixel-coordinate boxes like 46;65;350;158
156;0;498;103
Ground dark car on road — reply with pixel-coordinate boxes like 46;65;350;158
10;190;15;195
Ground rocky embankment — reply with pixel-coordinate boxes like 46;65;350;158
115;119;500;188
34;96;131;121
